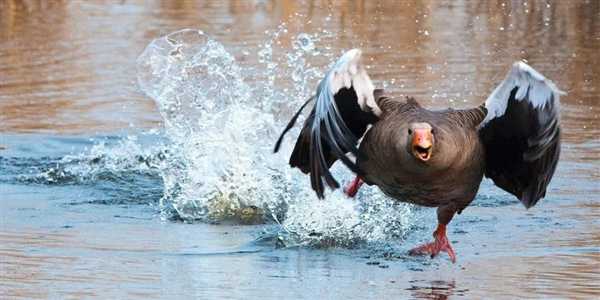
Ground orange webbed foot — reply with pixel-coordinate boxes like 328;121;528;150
408;224;456;263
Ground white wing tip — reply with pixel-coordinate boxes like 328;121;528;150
513;60;566;96
323;48;380;116
341;49;362;72
344;48;362;60
513;61;546;81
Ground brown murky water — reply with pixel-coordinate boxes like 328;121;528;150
1;1;599;299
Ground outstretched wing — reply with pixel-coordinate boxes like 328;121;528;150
274;49;381;198
479;61;563;208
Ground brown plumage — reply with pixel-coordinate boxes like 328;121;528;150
274;49;562;262
358;98;487;215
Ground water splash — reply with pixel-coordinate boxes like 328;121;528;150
18;28;415;247
1;133;166;205
10;134;165;186
279;185;415;248
0;28;417;247
133;28;417;245
137;29;295;223
136;29;252;136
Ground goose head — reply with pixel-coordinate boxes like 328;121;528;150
407;122;434;162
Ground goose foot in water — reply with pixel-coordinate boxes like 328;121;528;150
409;224;456;263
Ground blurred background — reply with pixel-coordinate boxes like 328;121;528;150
0;0;598;136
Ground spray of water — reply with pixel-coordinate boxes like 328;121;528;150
19;28;415;247
133;28;418;246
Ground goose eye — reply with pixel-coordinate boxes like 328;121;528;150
431;128;435;134
408;129;413;135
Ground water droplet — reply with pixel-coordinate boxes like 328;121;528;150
295;33;315;52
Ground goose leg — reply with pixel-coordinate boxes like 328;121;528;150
344;176;364;198
408;205;457;263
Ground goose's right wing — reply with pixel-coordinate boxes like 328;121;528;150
274;49;381;198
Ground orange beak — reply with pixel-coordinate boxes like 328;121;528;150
412;128;433;161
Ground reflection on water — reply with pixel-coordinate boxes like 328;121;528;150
407;280;464;300
1;0;599;299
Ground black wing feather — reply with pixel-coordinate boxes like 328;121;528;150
274;49;380;198
480;63;562;208
276;87;378;198
306;87;377;198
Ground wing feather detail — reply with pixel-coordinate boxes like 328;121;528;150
274;49;380;198
479;61;563;208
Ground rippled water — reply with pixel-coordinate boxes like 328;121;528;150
1;1;599;299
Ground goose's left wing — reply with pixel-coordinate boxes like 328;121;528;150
479;61;563;208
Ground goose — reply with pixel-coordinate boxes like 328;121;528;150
274;49;562;262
